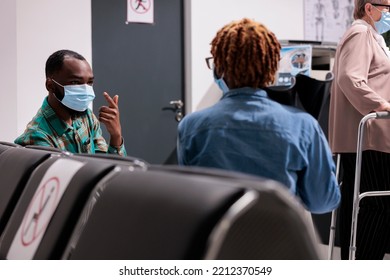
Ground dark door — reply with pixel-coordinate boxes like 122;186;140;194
91;0;184;164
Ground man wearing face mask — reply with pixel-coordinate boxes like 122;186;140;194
177;18;340;215
329;0;390;259
15;49;126;156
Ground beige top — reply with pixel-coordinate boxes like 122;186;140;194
329;19;390;153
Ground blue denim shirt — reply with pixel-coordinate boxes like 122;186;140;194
178;87;340;214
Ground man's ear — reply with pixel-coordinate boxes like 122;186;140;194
46;78;54;93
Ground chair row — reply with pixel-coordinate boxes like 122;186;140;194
0;142;321;259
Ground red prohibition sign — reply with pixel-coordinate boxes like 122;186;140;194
130;0;151;14
21;177;60;246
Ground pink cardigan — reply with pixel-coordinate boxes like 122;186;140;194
329;20;390;153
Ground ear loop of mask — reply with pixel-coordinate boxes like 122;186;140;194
369;5;385;23
50;79;65;101
213;68;230;94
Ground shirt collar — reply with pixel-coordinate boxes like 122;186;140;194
353;19;377;33
353;19;390;57
41;97;72;136
221;87;268;99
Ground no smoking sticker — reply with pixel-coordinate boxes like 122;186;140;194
7;159;85;259
127;0;154;24
21;177;60;246
130;0;151;14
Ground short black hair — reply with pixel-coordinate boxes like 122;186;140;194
45;49;86;77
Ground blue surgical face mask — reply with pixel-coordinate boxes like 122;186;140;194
213;69;229;94
52;79;95;112
373;6;390;34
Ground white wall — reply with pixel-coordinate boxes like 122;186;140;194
1;0;304;141
185;0;304;112
0;0;91;142
0;0;17;141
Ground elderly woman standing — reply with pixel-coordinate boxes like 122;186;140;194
329;0;390;259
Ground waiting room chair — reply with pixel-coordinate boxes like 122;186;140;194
71;152;149;171
294;72;335;246
62;166;322;260
0;144;152;260
265;72;334;128
0;142;19;155
295;72;334;121
25;145;149;170
0;145;56;237
0;154;117;259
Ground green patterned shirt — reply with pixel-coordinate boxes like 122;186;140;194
15;97;127;156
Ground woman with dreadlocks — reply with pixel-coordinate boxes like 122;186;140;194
177;18;340;214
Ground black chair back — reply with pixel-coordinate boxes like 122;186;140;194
62;166;322;260
0;146;55;237
295;72;334;120
0;156;116;259
265;76;297;106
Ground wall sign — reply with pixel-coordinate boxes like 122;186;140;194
127;0;154;24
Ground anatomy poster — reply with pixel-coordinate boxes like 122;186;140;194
304;0;354;43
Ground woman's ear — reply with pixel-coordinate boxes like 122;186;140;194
365;3;372;14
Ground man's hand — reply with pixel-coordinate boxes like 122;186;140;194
99;92;123;147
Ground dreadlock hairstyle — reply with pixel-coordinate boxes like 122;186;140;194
210;18;281;89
